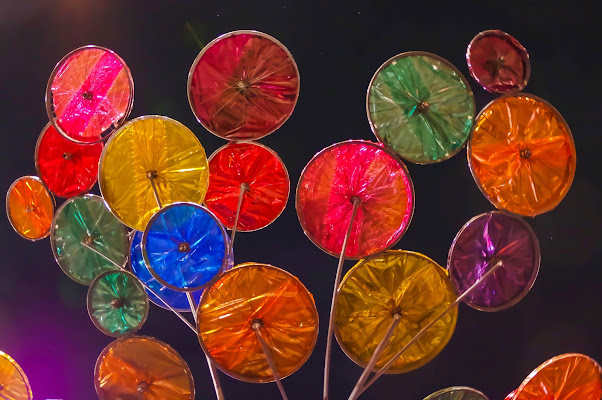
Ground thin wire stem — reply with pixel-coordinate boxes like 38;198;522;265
147;173;163;208
230;183;249;249
253;322;289;400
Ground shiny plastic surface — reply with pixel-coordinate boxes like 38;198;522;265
50;194;129;285
197;263;319;383
142;203;231;292
35;123;103;198
188;30;299;140
467;30;530;93
99;116;209;231
95;336;194;400
0;351;33;400
334;250;457;373
448;211;540;311
367;52;475;164
46;46;133;143
425;387;489;400
469;94;576;216
6;176;54;241
87;270;149;337
296;140;413;259
205;141;289;231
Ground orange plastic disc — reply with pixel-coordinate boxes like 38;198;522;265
469;94;576;216
197;263;319;383
6;176;54;241
0;351;33;400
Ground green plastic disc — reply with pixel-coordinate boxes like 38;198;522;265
424;387;489;400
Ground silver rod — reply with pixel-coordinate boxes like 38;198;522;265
348;313;401;400
230;183;248;249
252;322;289;400
148;173;163;209
359;260;505;396
323;197;361;400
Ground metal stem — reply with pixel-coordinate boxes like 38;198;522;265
323;197;361;400
252;322;289;400
148;173;163;209
230;183;248;249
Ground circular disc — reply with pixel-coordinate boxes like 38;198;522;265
367;52;475;164
425;387;489;400
87;270;149;337
197;263;319;383
35;123;103;198
468;94;576;216
46;45;134;144
466;30;530;93
512;354;602;400
205;141;290;231
142;203;231;292
95;335;194;400
188;30;300;140
296;140;414;259
448;211;540;311
0;351;33;400
99;115;209;231
6;176;54;241
51;194;129;285
334;250;457;374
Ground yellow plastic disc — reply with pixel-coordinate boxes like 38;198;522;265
0;351;33;400
99;116;209;231
334;250;457;373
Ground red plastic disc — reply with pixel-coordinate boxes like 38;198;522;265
205;142;289;231
188;30;300;140
35;124;103;198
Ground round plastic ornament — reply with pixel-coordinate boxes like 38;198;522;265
296;140;413;259
197;263;319;382
95;335;194;400
468;94;576;216
466;30;530;93
367;52;475;164
188;30;300;140
6;176;54;241
35;123;103;198
50;194;129;285
425;387;489;400
205;141;289;231
448;211;540;311
0;351;32;400
46;45;134;144
334;250;457;373
142;203;232;292
87;270;149;337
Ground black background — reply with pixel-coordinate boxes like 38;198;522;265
1;1;600;399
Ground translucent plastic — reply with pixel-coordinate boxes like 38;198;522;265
425;387;489;400
6;176;54;241
0;351;33;400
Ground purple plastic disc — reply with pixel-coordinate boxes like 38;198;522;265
448;211;540;311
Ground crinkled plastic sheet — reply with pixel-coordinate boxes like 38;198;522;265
368;52;475;164
6;176;54;241
448;211;540;311
296;140;413;259
95;336;194;400
425;387;489;400
51;194;129;285
0;351;32;400
197;263;318;382
188;31;299;140
99;116;209;231
334;250;457;374
469;95;576;216
205;141;289;231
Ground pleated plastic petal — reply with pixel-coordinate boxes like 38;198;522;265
188;30;300;140
469;94;576;216
46;46;133;143
367;52;475;164
205;142;289;231
512;354;602;400
0;351;33;400
197;263;319;383
35;123;103;198
99;116;209;231
334;250;457;374
87;270;149;337
448;211;540;311
296;140;413;259
50;194;129;285
94;336;194;400
142;203;231;292
6;176;54;241
425;387;489;400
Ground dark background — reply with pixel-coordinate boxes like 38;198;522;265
1;1;600;399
